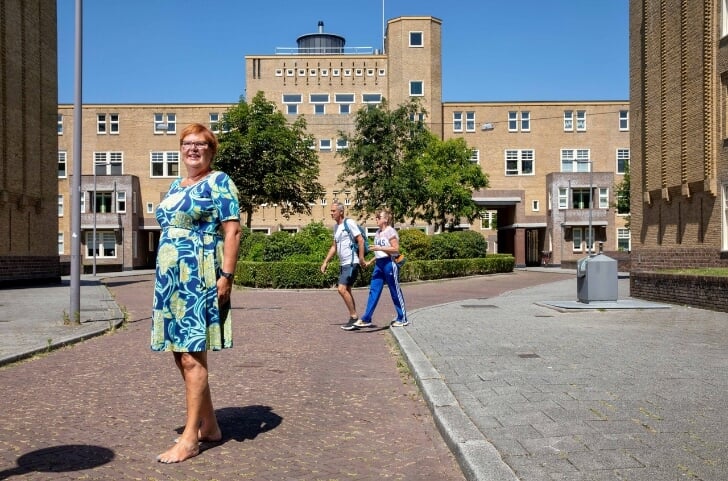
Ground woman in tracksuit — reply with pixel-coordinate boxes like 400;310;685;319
351;209;408;329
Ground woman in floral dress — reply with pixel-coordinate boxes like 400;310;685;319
152;123;241;463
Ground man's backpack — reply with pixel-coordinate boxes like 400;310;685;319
342;218;370;256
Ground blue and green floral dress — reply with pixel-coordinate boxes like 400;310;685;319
151;171;240;352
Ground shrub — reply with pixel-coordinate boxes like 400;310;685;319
452;230;488;258
398;228;431;260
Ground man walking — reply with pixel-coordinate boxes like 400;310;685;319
320;202;366;330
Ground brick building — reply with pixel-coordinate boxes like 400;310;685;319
57;15;630;271
629;0;728;270
0;0;60;285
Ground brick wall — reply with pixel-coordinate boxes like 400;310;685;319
631;271;728;313
0;256;61;286
631;247;728;271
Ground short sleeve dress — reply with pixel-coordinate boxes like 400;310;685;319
151;171;240;352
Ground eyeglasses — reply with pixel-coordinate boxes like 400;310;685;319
181;141;208;150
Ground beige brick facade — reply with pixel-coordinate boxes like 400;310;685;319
55;15;631;271
0;0;59;284
630;0;728;270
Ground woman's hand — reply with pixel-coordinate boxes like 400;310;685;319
217;277;232;306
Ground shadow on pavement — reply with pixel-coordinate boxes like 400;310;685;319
174;405;283;445
0;444;115;480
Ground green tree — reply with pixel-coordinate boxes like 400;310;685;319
338;98;487;229
337;98;432;223
614;163;630;228
418;137;488;231
215;91;324;228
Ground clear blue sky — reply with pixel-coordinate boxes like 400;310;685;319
57;1;628;104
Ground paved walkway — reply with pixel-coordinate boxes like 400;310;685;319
0;269;726;480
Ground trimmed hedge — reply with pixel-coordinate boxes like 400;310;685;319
235;254;514;289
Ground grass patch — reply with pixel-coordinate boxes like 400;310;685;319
660;267;728;277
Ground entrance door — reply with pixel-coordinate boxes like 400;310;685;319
526;229;540;266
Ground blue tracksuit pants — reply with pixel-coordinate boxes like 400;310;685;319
361;257;407;322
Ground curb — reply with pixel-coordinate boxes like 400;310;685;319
390;309;520;481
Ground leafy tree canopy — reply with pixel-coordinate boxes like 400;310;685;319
215;91;324;228
337;98;487;229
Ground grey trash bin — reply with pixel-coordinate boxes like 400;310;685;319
576;253;618;303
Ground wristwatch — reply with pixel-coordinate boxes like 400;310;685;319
220;271;234;280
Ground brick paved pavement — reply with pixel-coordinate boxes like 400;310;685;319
0;270;558;480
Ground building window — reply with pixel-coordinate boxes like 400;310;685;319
116;191;126;213
572;227;594;252
599;188;609;208
58;195;64;217
309;69;317;77
558;188;568;209
109;114;119;134
619;110;629;131
94;152;123;175
275;69;283;76
362;93;382;104
576;110;587;131
453;112;463;132
58;114;63;135
283;93;302;115
298;69;306;76
146;202;154;214
409;81;424;96
465;111;476;132
409;31;423;47
80;191;86;213
286;69;294;76
97;114;107;134
336;138;348;151
532;200;540;212
354;68;363;77
58;233;64;255
332;68;340;76
572;188;591;209
86;231;116;258
561;149;590;172
151;151;179;177
335;93;354;114
505;149;534;176
319;139;332;151
321;69;329;76
480;210;496;230
378;68;386;76
617;228;631;252
58;151;67;178
93;192;113;213
572;227;583;251
564;110;573;131
210;113;220;133
508;111;518;131
616;148;630;174
310;93;329;115
343;69;352;77
469;149;480;164
154;113;176;134
508;111;529;132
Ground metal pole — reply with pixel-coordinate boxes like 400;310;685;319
69;0;83;322
92;168;96;275
588;161;593;255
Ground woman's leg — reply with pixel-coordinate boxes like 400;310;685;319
361;262;385;322
157;351;220;463
385;261;407;321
